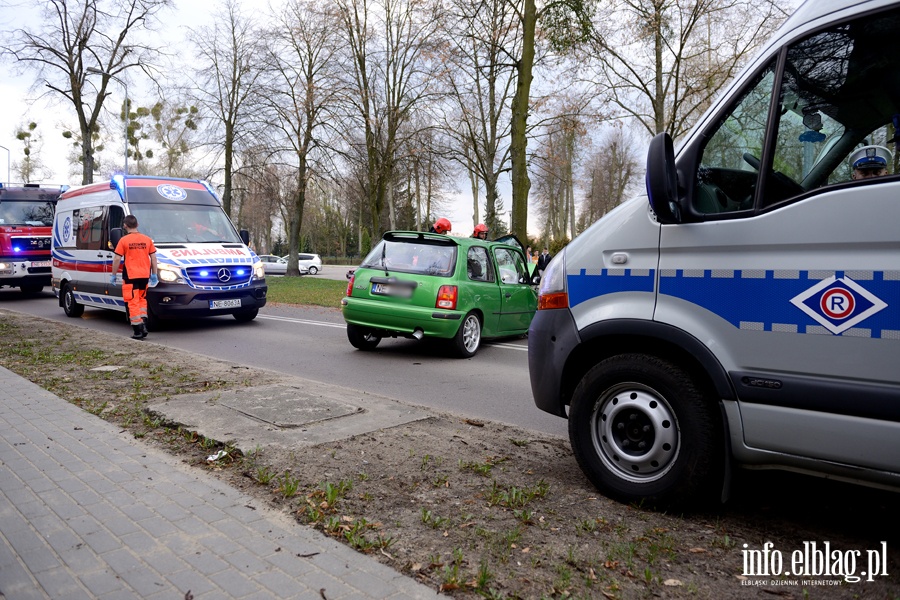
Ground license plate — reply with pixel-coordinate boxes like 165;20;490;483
31;261;51;268
371;283;412;298
210;298;241;309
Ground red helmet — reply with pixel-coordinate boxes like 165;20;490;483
473;223;489;237
432;217;452;234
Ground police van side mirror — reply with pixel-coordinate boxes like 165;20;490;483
240;229;250;246
646;132;682;224
110;227;124;249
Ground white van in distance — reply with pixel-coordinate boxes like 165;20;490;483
52;175;267;327
529;0;900;508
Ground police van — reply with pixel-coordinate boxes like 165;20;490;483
52;175;267;327
529;0;900;507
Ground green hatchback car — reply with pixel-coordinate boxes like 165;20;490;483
341;231;538;357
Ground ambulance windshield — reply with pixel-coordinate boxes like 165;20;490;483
129;204;242;244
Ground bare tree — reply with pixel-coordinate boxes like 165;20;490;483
336;0;443;238
442;0;517;234
531;106;586;242
12;122;51;183
259;0;343;276
190;0;262;216
589;0;790;139
507;0;594;241
577;126;638;231
2;0;172;184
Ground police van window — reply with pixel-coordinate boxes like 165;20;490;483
765;6;900;207
694;65;775;215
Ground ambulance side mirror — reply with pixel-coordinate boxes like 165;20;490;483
240;229;250;246
646;132;682;224
110;227;124;249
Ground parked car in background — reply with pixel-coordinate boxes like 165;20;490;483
257;255;288;275
341;231;538;357
283;252;322;274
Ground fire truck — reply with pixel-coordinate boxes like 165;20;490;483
0;183;64;293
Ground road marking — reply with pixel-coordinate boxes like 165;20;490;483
488;342;528;352
259;315;529;351
258;315;346;329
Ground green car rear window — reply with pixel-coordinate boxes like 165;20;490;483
362;239;457;277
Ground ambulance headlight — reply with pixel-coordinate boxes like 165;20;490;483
253;263;266;279
158;265;184;284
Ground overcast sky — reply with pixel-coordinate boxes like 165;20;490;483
0;1;549;236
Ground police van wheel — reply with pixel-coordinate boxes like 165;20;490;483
568;354;723;510
62;284;84;318
347;324;381;350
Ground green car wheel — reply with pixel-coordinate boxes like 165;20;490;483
347;324;382;350
452;312;481;358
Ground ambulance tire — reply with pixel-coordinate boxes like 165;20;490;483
568;354;723;510
346;324;381;350
232;308;258;322
62;284;84;318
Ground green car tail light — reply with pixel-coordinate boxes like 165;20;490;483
436;285;458;310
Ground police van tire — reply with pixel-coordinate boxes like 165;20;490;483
233;308;259;322
568;353;723;510
62;284;84;318
347;324;381;350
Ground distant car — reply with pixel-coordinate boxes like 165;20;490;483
257;254;287;275
282;253;322;275
341;231;538;357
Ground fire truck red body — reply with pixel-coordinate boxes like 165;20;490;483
0;183;64;293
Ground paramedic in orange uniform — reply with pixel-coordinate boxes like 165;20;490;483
110;215;159;339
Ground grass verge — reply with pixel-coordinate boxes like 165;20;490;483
265;275;347;307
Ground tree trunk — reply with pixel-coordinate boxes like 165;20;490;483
510;0;536;241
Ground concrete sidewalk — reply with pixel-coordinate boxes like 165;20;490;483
0;365;439;599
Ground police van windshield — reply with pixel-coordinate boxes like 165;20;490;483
0;201;55;226
129;204;242;244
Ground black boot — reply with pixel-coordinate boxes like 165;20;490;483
140;322;149;338
131;325;144;339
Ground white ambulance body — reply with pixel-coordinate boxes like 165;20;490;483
52;175;267;326
529;0;900;507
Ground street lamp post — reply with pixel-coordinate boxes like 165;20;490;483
86;67;128;174
0;144;9;184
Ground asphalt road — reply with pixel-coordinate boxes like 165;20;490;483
0;286;568;438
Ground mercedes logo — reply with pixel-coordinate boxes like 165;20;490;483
217;267;232;282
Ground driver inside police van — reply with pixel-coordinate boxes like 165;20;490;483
849;144;893;180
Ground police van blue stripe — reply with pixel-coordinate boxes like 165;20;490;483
567;269;655;308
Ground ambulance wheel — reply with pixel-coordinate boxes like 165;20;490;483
62;284;84;318
346;324;381;350
568;354;723;510
232;308;258;322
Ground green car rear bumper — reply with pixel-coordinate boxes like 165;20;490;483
341;296;463;339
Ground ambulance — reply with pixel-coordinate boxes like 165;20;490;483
529;0;900;508
52;175;267;327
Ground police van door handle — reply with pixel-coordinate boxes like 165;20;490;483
611;253;628;265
